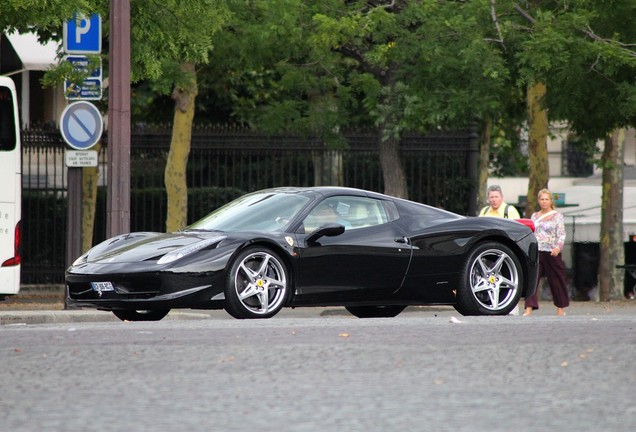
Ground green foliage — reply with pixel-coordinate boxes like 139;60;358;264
0;0;99;33
2;0;230;96
506;0;636;139
41;54;102;89
130;0;230;86
489;123;529;177
196;0;515;145
6;0;636;167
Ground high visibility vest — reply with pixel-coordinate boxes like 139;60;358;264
480;204;511;218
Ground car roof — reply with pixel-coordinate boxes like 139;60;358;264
263;186;389;200
260;186;459;215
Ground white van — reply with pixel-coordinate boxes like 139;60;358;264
0;76;21;298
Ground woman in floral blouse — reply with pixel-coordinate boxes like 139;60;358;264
523;189;569;316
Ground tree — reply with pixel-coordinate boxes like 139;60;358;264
129;1;229;231
508;0;636;299
486;1;554;217
201;1;510;200
540;2;636;301
599;130;625;300
165;63;197;231
193;1;353;187
525;82;549;217
312;1;511;199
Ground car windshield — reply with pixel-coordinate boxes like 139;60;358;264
187;191;311;232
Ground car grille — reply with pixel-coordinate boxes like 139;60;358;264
67;277;161;301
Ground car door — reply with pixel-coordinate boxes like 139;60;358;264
292;196;412;303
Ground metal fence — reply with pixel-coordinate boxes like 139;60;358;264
21;125;476;284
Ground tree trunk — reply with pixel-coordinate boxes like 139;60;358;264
165;63;197;232
526;82;549;217
598;128;625;301
81;143;101;253
377;130;408;199
372;67;408;199
308;92;344;186
478;119;492;212
313;150;344;186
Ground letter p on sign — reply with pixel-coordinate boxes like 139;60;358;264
75;17;91;44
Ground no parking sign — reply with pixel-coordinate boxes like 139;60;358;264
60;101;103;150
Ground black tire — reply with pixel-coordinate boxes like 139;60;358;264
454;241;523;316
224;246;290;319
345;305;406;318
112;309;170;321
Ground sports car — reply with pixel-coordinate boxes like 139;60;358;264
66;186;538;321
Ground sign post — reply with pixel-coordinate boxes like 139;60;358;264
62;13;103;309
107;0;132;238
60;101;103;306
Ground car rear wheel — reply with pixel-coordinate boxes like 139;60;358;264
454;241;522;316
112;309;170;321
225;246;290;319
345;305;406;318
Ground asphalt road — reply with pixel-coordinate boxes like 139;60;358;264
1;302;635;432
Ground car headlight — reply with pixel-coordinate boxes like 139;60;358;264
157;236;226;265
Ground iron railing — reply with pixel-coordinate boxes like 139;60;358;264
21;125;475;284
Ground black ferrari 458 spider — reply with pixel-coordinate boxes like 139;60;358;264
66;186;538;320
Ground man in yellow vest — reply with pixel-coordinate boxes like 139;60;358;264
479;184;521;219
478;184;521;315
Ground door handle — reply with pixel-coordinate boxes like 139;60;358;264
394;236;408;244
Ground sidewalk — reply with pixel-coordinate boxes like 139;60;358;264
1;285;634;325
0;285;215;325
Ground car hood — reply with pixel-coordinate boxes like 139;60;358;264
86;231;225;264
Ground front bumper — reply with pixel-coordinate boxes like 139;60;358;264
66;270;225;311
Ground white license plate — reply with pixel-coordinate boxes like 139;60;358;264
91;281;115;292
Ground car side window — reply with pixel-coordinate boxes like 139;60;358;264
345;198;388;229
301;196;388;233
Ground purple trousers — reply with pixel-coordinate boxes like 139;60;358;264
525;251;570;310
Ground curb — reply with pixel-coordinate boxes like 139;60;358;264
0;309;214;326
2;301;635;326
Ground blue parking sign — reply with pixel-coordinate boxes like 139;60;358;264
64;13;101;54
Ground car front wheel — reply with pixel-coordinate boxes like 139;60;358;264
224;246;290;319
454;241;523;316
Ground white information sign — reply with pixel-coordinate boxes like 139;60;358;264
65;150;99;167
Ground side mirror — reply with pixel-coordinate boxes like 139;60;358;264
306;223;345;244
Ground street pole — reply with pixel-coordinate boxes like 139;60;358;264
65;168;82;309
107;0;131;237
467;122;479;216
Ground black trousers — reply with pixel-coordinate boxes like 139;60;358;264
525;251;570;309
